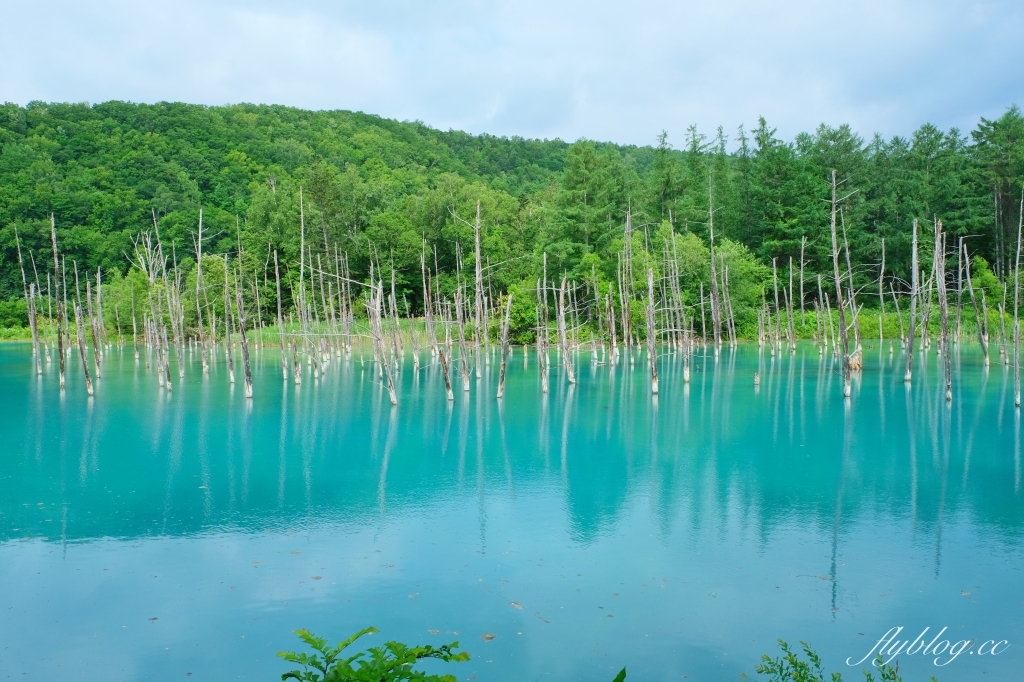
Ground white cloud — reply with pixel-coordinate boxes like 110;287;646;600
1;0;1021;146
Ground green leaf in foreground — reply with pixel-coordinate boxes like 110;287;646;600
740;639;936;682
278;627;469;682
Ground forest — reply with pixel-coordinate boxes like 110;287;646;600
1;100;1022;340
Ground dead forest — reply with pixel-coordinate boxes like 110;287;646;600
12;170;1024;410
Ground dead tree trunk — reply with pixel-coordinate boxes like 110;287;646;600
50;247;67;379
149;295;163;386
905;219;919;382
878;238;886;341
606;292;617;366
224;256;235;384
422;244;437;356
162;315;173;388
236;287;253;398
841;211;862;365
497;293;513;399
828;171;852;397
955;237;964;343
71;269;94;397
274;251;288;380
963;242;989;364
291;328;302;385
74;303;94;396
28;283;41;375
784;287;795;351
683;313;691;382
772;258;782;352
646;269;658;394
368;280;398;405
558;278;576;385
86;279;101;379
592;265;603;362
708;188;722;351
438;344;454;401
890;282;905;345
799;236;807;326
455;287;471;392
537;280;549;394
131;290;139;360
474;201;484;377
816;275;825;354
920;258;936;352
154;216;184;380
935;221;952;401
621;214;634;352
1014;190;1022;407
999;288;1009;364
787;257;796;350
699;283;707;345
195;209;209;373
723;260;738;346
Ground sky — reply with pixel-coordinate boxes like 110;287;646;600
2;0;1023;148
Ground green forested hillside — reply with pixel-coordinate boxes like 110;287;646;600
1;100;1022;330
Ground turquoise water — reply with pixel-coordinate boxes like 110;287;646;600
0;342;1021;681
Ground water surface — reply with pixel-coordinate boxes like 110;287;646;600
1;342;1021;681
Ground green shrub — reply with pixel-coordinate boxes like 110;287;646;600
278;627;469;682
0;326;31;340
742;639;935;682
278;632;934;682
0;298;28;327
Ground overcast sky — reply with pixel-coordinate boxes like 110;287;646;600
2;0;1022;148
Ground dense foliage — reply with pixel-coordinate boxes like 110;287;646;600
1;100;1022;334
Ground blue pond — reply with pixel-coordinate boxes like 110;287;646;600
0;342;1021;681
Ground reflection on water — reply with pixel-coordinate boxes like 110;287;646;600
0;343;1021;681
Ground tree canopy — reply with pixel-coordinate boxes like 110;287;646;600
2;100;1022;325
